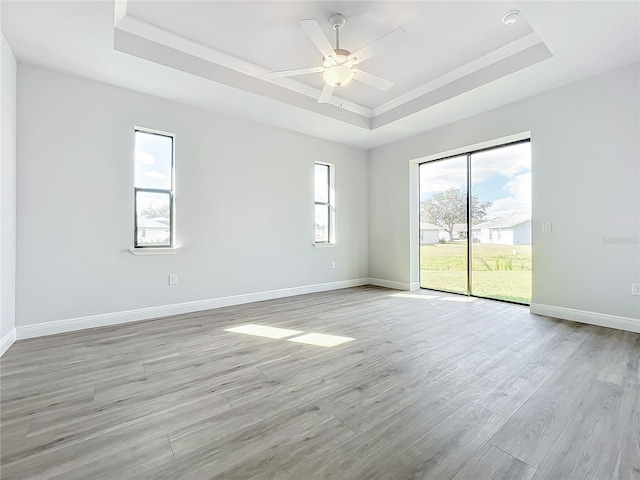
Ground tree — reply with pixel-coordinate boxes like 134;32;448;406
141;204;170;219
421;188;492;241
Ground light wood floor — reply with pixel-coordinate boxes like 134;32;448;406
1;286;639;479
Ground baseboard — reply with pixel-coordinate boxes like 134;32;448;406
0;328;16;357
367;278;412;291
15;278;371;340
530;303;640;333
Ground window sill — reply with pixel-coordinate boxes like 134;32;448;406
129;247;179;256
313;243;336;248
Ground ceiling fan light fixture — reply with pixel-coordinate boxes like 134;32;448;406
323;65;355;87
270;14;404;103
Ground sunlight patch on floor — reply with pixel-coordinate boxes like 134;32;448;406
439;296;477;303
224;324;354;347
390;293;439;300
390;292;477;302
287;333;355;347
224;324;302;339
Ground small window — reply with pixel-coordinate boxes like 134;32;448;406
314;162;334;243
134;128;174;248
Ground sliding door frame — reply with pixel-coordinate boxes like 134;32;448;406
418;138;531;304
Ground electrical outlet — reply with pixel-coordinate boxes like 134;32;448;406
542;222;552;233
331;261;336;269
169;274;178;285
632;283;640;296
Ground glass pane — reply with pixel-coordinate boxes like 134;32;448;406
470;142;532;304
314;164;329;203
136;191;171;246
419;156;468;294
315;204;329;243
135;131;173;190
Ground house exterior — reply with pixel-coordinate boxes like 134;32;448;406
452;223;468;240
137;217;170;244
419;223;440;244
472;213;531;245
435;223;467;241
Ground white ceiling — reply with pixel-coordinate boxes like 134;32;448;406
2;1;639;149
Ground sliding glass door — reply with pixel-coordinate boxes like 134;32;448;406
470;142;532;303
419;141;532;304
419;155;468;294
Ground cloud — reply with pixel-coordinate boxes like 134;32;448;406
487;172;532;218
419;155;467;192
420;142;531;194
135;152;154;165
471;143;531;183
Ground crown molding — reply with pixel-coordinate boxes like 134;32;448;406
114;13;373;118
373;32;547;117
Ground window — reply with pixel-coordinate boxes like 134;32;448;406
134;128;174;248
314;162;334;244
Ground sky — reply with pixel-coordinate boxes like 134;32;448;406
135;131;172;190
134;130;173;216
419;142;531;219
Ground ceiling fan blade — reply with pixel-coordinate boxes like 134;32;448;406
347;28;406;65
269;67;324;78
300;19;337;62
352;69;394;91
318;83;334;103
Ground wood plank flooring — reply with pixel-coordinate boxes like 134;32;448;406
1;286;639;479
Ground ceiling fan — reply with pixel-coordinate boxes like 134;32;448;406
269;14;406;103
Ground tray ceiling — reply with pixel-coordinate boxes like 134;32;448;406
2;1;639;148
114;1;553;127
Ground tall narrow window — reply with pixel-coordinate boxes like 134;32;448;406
314;162;334;243
134;128;174;248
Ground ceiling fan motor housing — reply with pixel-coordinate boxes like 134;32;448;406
323;48;351;67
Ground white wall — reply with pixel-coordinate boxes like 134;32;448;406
11;61;640;338
1;31;17;353
15;64;369;332
369;63;640;327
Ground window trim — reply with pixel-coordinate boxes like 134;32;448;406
132;127;176;250
314;162;335;245
129;247;178;255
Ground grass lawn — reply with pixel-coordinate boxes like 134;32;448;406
420;242;532;304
